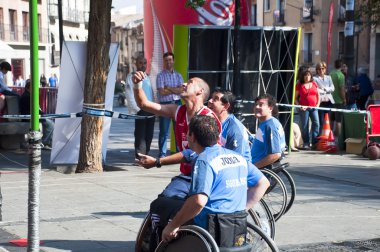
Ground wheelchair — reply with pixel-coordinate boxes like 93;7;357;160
261;161;296;221
135;209;278;252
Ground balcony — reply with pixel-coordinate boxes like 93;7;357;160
300;5;314;23
0;24;48;43
273;10;285;26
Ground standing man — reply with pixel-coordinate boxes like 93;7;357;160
251;94;286;168
0;61;18;96
330;59;346;138
156;52;184;158
126;56;156;159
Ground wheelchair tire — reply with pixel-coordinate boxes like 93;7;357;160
246;223;279;252
135;212;152;252
249;199;276;240
276;169;296;214
261;169;287;221
155;225;219;252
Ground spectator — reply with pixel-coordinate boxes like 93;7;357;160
20;79;54;149
40;74;48;87
313;61;334;134
15;75;25;87
126;56;156;159
0;61;19;96
295;70;320;150
330;59;346;138
342;63;359;110
156;52;184;158
356;67;374;110
48;74;58;87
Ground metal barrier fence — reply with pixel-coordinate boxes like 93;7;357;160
11;87;58;114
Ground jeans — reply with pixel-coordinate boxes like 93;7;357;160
158;100;181;157
318;101;332;135
134;110;155;158
299;108;320;145
41;119;54;146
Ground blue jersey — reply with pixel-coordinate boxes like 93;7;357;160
251;117;286;164
221;114;251;162
189;145;264;229
182;114;251;163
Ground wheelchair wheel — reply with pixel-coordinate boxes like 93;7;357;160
276;169;296;214
155;225;219;252
249;199;276;240
135;212;152;252
261;169;287;221
246;223;279;252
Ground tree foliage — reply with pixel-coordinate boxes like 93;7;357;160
185;0;206;9
357;0;380;28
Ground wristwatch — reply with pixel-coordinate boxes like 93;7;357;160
155;158;162;168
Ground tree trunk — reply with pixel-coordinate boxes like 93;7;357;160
76;0;112;173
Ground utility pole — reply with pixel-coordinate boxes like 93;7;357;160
233;0;243;120
58;0;63;59
343;0;355;75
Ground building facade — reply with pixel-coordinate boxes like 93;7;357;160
111;14;144;81
258;0;377;79
0;0;50;86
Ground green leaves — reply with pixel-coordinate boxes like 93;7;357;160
185;0;206;9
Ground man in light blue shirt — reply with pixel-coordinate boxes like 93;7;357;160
161;115;269;243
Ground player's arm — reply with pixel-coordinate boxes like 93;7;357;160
133;71;177;118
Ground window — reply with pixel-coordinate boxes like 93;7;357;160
264;0;270;12
302;0;313;20
9;9;17;41
338;31;345;57
303;33;312;63
0;8;4;40
338;0;346;21
22;12;29;41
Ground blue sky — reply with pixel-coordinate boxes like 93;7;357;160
112;0;143;14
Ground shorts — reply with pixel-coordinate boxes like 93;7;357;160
330;104;345;123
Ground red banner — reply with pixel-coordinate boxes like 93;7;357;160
144;0;251;74
327;1;334;68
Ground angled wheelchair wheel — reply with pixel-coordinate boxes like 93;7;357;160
155;225;219;252
276;169;296;214
249;199;276;240
135;212;152;252
246;223;279;252
261;169;287;221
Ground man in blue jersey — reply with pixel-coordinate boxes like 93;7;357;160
136;88;251;168
251;94;286;168
161;115;269;245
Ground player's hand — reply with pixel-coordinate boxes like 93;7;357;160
135;153;157;169
132;71;146;84
162;223;179;243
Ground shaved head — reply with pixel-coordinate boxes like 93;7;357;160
192;77;210;102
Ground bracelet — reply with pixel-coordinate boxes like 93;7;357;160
155;158;162;168
133;81;143;89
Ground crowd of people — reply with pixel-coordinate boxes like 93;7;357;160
294;59;375;151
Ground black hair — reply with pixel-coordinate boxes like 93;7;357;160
299;69;312;84
335;59;343;69
163;52;174;60
213;87;236;113
254;93;278;116
0;61;11;71
188;115;219;147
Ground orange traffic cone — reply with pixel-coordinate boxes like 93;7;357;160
317;113;332;151
325;131;337;153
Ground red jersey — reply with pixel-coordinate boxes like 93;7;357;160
175;105;221;175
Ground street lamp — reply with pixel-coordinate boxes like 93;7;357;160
355;19;363;77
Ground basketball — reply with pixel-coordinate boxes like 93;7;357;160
367;146;379;160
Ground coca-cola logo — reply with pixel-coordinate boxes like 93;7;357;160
196;0;234;25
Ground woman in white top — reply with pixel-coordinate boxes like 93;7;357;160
313;61;334;135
